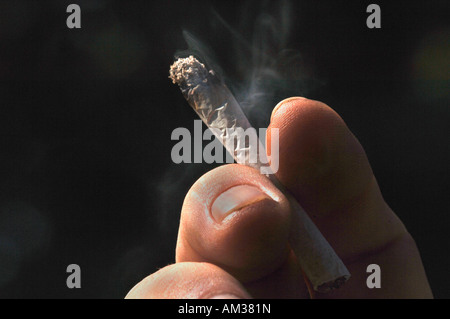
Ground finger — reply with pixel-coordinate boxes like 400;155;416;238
268;97;432;298
125;262;251;299
268;97;406;259
175;164;309;298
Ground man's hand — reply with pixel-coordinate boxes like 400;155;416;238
125;97;433;299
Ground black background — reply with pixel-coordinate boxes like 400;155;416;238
0;0;448;298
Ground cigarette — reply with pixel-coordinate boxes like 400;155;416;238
169;56;350;292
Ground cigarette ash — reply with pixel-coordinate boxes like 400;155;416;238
169;56;214;93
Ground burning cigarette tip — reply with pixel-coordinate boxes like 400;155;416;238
169;56;215;92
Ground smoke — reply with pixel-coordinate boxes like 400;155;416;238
175;0;317;129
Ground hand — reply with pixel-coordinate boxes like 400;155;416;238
125;97;433;299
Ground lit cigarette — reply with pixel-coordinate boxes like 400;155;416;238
169;56;350;292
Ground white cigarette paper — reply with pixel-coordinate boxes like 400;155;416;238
169;56;350;292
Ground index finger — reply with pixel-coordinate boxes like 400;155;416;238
268;97;432;298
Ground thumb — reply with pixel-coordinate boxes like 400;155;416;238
176;164;292;283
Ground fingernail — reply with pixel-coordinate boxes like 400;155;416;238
271;97;307;121
209;294;241;299
211;185;268;222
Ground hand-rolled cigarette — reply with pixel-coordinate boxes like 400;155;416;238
169;56;350;292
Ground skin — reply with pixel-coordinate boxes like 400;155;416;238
126;97;433;299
